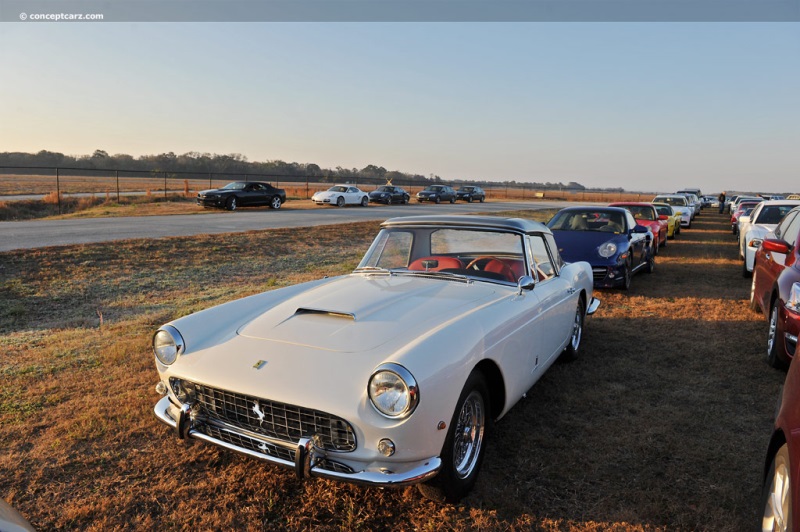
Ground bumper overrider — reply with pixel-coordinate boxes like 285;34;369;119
154;394;441;487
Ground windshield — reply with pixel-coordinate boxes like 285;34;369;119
459;187;475;192
375;186;391;192
328;186;348;192
757;205;798;224
221;182;246;190
622;205;655;221
357;227;526;284
424;186;444;192
548;210;625;233
655;205;672;216
654;196;687;206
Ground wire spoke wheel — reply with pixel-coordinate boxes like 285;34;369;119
453;390;485;479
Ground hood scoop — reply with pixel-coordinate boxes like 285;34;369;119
293;307;356;321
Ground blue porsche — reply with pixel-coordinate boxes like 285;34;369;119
547;206;655;290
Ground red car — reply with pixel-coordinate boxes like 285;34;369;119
609;202;668;253
732;201;761;236
751;205;800;369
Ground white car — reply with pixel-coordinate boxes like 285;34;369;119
739;200;800;277
653;195;693;228
312;185;369;207
152;215;599;502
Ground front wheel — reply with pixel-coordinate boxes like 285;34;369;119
645;252;655;274
435;197;441;204
743;258;753;278
449;196;455;204
336;196;345;207
417;372;490;503
561;299;585;362
270;196;282;209
403;195;409;204
761;443;792;531
360;196;368;207
226;196;237;211
467;196;473;203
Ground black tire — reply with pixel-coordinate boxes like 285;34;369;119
435;196;441;204
361;196;368;207
479;196;485;203
644;251;655;274
450;196;455;204
417;371;490;503
226;196;237;211
270;196;282;210
761;442;792;531
621;258;632;290
767;299;787;370
467;196;473;203
336;196;345;207
662;233;667;248
403;195;409;204
561;299;585;362
742;258;752;278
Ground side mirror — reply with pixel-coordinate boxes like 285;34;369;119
762;239;791;254
517;275;535;295
632;225;649;234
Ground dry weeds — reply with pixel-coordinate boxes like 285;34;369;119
0;210;779;530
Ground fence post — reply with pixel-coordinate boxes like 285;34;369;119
116;170;120;202
306;176;309;199
56;167;61;214
164;172;167;198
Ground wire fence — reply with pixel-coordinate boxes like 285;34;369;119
0;166;654;212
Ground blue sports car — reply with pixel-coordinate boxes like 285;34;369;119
547;206;655;290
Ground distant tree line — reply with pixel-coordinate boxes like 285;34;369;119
0;150;594;191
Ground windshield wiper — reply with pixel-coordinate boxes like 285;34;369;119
399;270;473;284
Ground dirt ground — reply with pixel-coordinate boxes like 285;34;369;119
0;209;782;530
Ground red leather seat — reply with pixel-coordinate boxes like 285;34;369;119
408;256;464;271
484;259;524;282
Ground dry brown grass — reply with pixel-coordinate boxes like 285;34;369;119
0;210;779;530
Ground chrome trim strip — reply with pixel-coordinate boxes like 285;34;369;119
153;396;441;487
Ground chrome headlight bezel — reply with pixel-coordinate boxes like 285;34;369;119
368;363;419;419
153;325;185;366
598;241;618;258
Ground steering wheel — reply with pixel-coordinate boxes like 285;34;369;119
465;256;516;282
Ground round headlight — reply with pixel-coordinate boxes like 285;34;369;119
598;241;618;258
368;363;419;419
153;325;184;365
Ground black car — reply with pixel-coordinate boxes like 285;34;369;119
197;181;286;211
456;186;486;203
416;185;456;204
368;185;410;205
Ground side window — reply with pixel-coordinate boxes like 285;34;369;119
779;212;800;246
775;212;799;241
625;211;636;230
530;235;555;281
544;234;565;270
348;187;357;193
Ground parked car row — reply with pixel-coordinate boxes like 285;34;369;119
736;203;800;528
196;182;491;211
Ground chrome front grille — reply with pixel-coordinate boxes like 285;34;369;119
202;425;355;473
192;383;357;452
592;267;608;281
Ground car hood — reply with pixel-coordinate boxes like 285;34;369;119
236;274;499;353
551;230;625;264
198;188;231;196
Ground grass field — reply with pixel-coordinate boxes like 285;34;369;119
0;210;781;530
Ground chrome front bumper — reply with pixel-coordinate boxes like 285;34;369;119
154;395;441;488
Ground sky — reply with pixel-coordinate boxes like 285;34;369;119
1;22;798;193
